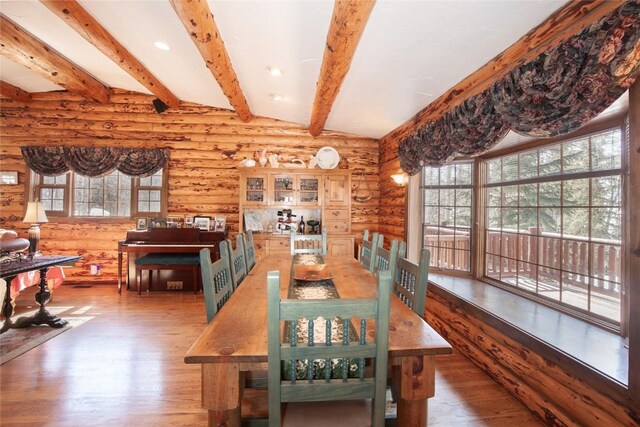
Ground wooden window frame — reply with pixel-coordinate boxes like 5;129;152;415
477;123;627;333
421;161;474;275
27;168;168;221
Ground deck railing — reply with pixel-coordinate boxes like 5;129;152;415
425;227;621;298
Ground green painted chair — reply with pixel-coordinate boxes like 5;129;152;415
267;270;391;427
243;229;257;272
373;239;406;282
199;248;233;323
220;238;247;290
290;226;327;255
393;248;431;317
359;230;383;272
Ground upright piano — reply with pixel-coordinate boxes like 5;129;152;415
118;228;228;293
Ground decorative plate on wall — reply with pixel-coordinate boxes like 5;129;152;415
316;146;340;169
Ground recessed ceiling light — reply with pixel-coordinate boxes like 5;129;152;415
268;67;283;77
154;41;171;51
271;93;284;101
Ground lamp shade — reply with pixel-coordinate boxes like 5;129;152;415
23;201;49;223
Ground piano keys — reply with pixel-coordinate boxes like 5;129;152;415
118;228;228;293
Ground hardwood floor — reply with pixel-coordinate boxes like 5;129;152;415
0;285;543;426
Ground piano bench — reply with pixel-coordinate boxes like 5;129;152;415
134;254;201;297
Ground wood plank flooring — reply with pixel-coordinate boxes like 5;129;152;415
0;285;543;426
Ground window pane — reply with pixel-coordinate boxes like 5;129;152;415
487;208;501;229
519;184;537;207
538;268;561;301
424;189;438;206
563;179;589;206
502;185;518;206
592;176;620;206
563;139;589;173
562;208;589;238
149;190;160;202
561;271;588;311
539;146;561;176
440;165;455;186
454;207;471;227
518;208;537;232
440;189;454;206
519;151;538;179
456;163;472;185
591;130;621;171
425;207;439;225
456;189;472;207
539;208;561;234
488;187;501;206
502;208;518;230
591;208;621;240
540;182;560;206
502;155;518;182
487;158;502;183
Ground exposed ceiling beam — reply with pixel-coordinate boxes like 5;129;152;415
169;0;252;122
0;80;32;103
308;0;375;137
40;0;180;108
0;15;110;104
380;0;624;147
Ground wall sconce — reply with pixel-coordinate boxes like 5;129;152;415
391;173;409;186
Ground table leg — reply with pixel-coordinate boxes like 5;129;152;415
202;363;243;427
0;274;17;334
117;250;123;294
14;266;67;329
395;355;435;426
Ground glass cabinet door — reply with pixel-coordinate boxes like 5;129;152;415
298;175;321;206
244;175;267;205
272;175;295;205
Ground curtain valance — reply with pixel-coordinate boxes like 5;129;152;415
21;146;169;178
399;0;640;173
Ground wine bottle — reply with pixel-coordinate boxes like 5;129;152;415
299;216;305;234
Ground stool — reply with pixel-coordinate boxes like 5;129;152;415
134;254;201;297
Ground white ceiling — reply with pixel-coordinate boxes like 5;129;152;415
0;0;577;139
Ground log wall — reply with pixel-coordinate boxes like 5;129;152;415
0;90;380;283
425;288;640;426
377;136;406;246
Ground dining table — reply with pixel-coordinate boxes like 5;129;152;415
185;253;453;426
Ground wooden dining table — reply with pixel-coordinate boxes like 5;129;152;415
185;254;452;426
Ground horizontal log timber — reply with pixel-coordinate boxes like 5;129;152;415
0;91;379;284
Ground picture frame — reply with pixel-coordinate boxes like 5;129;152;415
213;216;227;232
193;215;211;231
136;217;148;230
150;217;167;228
167;215;182;228
184;215;194;228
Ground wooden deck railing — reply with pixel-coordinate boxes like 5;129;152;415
425;227;621;298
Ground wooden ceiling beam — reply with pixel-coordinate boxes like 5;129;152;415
0;80;32;103
0;15;110;104
309;0;375;137
40;0;180;108
379;0;625;146
169;0;252;122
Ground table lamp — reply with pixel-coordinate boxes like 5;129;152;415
23;201;48;256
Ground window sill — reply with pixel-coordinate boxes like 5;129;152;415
428;273;628;396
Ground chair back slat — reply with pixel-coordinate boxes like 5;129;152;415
267;270;391;426
290;226;327;255
393;248;430;317
199;248;233;323
221;238;247;289
243;230;257;271
360;230;383;272
373;239;406;280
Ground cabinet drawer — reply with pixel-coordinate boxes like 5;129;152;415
324;209;349;220
324;220;350;234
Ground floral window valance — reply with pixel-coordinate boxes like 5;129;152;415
399;0;640;173
21;146;169;178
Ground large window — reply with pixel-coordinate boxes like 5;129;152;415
422;161;473;272
484;129;622;324
34;169;165;218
